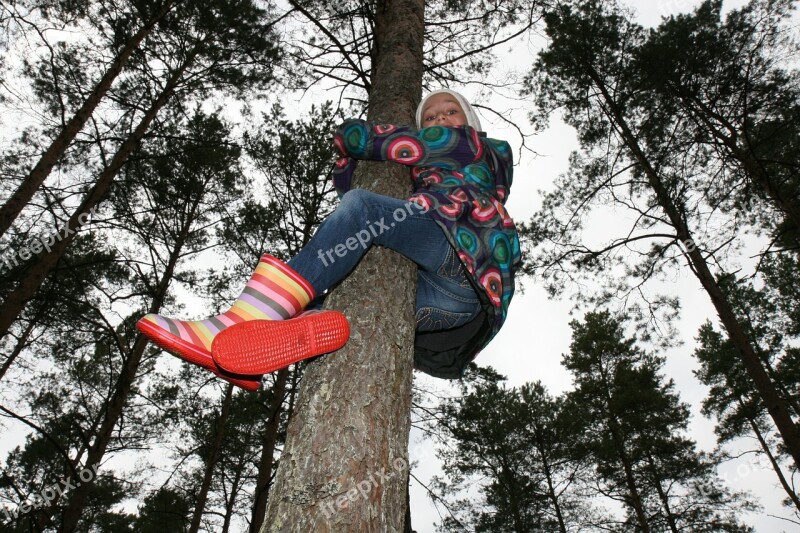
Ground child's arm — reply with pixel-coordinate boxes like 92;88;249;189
333;119;485;169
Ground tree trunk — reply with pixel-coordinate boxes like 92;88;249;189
250;367;290;533
260;0;424;530
403;474;412;533
601;398;650;532
0;57;192;342
500;463;526;532
189;384;235;533
221;455;247;533
0;0;178;239
0;316;36;381
645;455;679;533
586;67;800;471
745;406;800;511
536;433;567;533
613;432;650;532
593;358;651;532
597;355;650;533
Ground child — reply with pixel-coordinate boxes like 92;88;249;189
137;89;520;390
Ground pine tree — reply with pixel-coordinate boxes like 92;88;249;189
260;2;424;528
433;366;601;532
635;0;800;241
564;311;754;532
0;0;180;238
30;107;253;532
259;1;540;528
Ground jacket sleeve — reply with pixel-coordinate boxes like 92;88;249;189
333;119;486;169
330;156;358;197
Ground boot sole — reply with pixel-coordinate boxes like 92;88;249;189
212;311;350;375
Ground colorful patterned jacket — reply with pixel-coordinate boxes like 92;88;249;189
331;119;520;378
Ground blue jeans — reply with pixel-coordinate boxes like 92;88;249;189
288;189;481;332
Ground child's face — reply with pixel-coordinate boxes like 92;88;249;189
421;93;468;128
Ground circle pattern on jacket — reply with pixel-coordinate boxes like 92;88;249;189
385;135;425;164
342;122;369;156
480;268;503;306
374;124;397;135
468;127;484;158
465;163;492;189
490;232;511;266
456;227;480;255
420;126;458;152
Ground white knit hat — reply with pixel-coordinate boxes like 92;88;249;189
416;89;483;131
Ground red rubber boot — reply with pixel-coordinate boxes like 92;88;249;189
136;254;316;391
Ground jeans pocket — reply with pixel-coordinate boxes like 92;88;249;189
415;307;476;332
437;246;473;289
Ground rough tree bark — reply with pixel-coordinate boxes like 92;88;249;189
259;0;424;530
